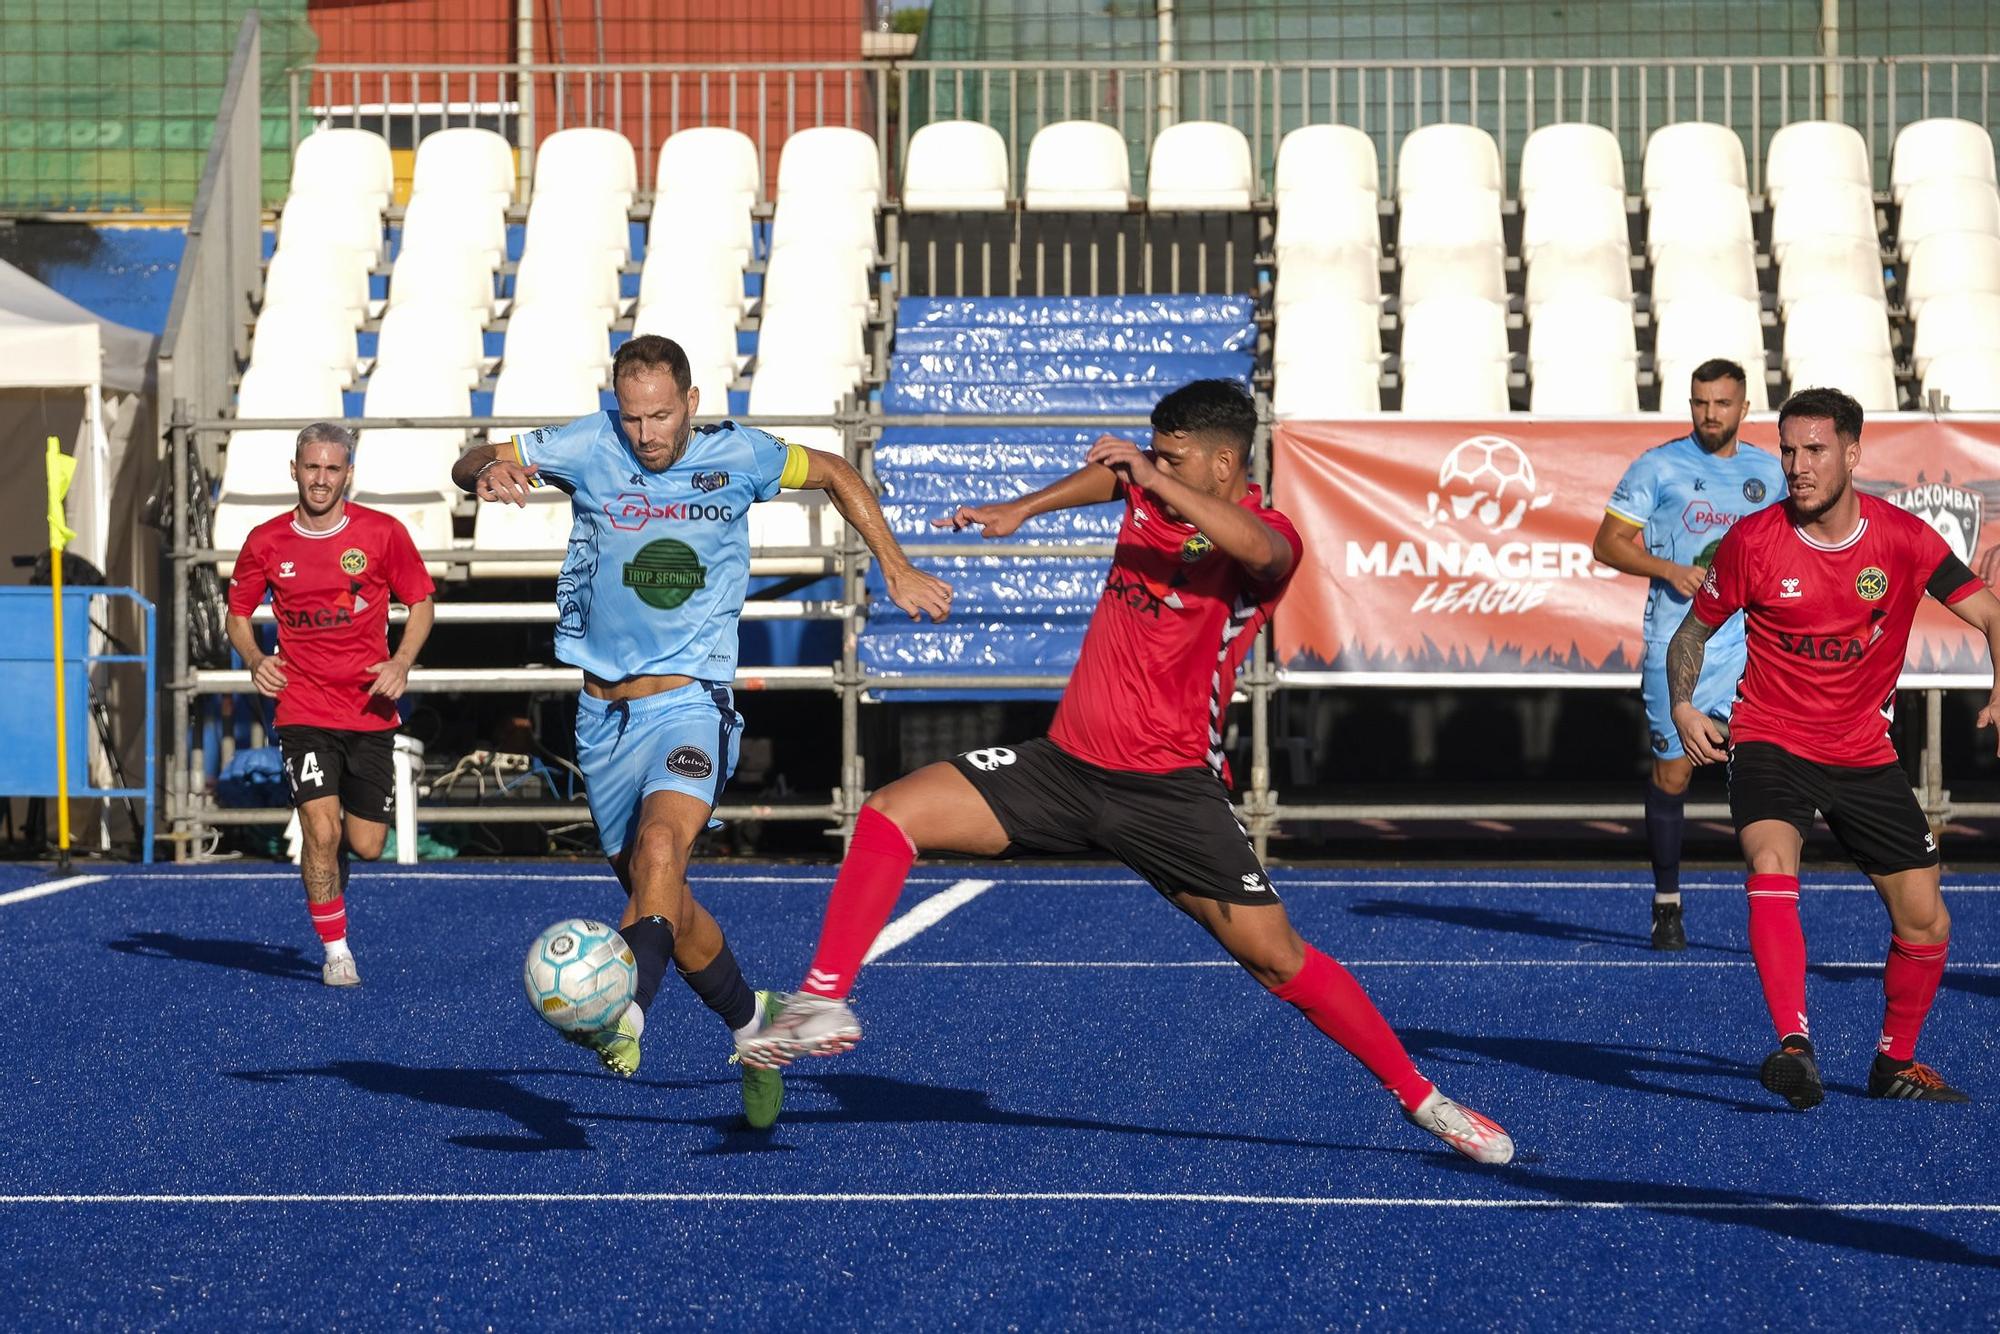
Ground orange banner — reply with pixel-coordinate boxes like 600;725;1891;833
1272;417;2000;685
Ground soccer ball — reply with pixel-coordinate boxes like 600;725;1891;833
523;918;636;1034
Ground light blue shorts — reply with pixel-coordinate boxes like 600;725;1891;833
574;681;742;855
1641;638;1743;761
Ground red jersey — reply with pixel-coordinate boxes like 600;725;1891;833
1049;482;1302;779
226;503;436;731
1693;493;1983;766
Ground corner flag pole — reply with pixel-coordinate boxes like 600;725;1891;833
45;437;77;873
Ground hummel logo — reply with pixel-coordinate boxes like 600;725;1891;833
1780;577;1802;599
279;561;296;578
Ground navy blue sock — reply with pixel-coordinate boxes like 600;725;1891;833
1644;782;1685;905
620;915;676;1013
678;938;757;1032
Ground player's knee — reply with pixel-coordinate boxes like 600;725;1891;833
1651;764;1692;797
626;820;688;884
347;824;388;861
299;808;342;855
1238;929;1308;991
1894;894;1950;943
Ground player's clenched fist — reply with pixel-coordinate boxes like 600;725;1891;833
1670;701;1728;766
884;562;953;623
250;653;289;698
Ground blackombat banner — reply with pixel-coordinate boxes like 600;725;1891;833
1271;417;2000;686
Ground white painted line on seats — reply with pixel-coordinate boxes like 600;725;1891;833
0;875;106;907
869;958;2000;970
864;879;996;963
0;1191;1993;1213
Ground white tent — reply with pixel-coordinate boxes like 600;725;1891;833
0;257;157;587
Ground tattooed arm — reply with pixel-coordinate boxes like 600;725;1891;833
1667;607;1729;766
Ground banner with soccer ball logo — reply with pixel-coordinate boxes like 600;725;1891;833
1272;417;2000;686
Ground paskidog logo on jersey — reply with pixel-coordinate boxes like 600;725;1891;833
340;548;367;576
605;492;735;532
1348;434;1612;616
623;539;707;609
1883;479;1984;563
1856;566;1889;601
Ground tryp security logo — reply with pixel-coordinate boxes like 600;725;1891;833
623;539;707;610
1884;479;1984;564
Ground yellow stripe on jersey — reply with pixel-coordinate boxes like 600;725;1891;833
778;442;811;490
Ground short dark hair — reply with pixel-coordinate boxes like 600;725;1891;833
1778;384;1864;441
295;422;355;460
1690;358;1747;392
1151;378;1257;455
612;334;693;393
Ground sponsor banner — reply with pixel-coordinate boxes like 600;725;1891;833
1271;417;2000;686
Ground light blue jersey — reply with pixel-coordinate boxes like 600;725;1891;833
1605;433;1786;757
1605;434;1787;645
517;413;802;683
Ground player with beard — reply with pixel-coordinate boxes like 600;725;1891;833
737;379;1515;1163
1592;358;1786;950
225;423;437;986
1670;386;2000;1107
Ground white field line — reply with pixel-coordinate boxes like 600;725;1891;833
869;959;2000;970
863;880;996;964
0;1191;1994;1213
0;875;106;908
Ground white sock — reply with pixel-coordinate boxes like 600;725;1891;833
323;936;352;963
733;1009;764;1041
623;1003;646;1039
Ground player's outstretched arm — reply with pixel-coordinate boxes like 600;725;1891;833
931;459;1122;539
1945;586;2000;752
1085;435;1293;583
1666;607;1728;765
797;447;953;623
451;441;540;506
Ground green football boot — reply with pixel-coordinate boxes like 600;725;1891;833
734;990;786;1129
566;1004;642;1078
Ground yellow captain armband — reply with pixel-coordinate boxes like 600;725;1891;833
777;441;811;489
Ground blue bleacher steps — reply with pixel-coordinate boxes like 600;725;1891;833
867;295;1254;699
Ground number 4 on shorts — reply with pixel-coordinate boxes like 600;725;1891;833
296;751;324;787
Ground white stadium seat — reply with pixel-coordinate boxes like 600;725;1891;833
1913;292;2000;377
486;363;602;443
1272;360;1382;418
400;191;507;274
1273;298;1383;369
1274;189;1381;255
763;246;871;312
1398;187;1503;251
1649;243;1758;304
237;364;343;420
1400;295;1509;368
412;126;516;202
355;375;472;572
1147;121;1254;211
758;306;865;381
1904;231;2000;319
262;248;368;332
1782;292;1892;368
1530;359;1640;414
1396;124;1500;198
631;302;738;372
746;363;851;455
1528;294;1638;366
1766;121;1872;198
1398;244;1507;306
534;127;638;211
1768;181;1876;263
1519;122;1626;201
1646;188;1753;259
1891;117;1998;203
638;259;748;325
248;304;360;387
513;246;623;328
501;303;615;386
658;127;762;200
1784;353;1899;411
1923;349;2000;410
1776;237;1885;314
276;192;384;266
373;302;486;388
387;245;498;319
218;428;298;500
777;126;883;207
1401;359;1511;415
1520;185;1628;262
1653;293;1765;373
289;128;393;215
902;120;1010;211
1525;244;1634;315
770;191;878;256
1656;356;1771;412
524;193;631;265
1023;120;1132;211
647;203;754;272
471;492;575;579
748;494;848;577
1642;122;1747;202
1276;125;1379;199
1274;249;1382;310
1896;176;2000;260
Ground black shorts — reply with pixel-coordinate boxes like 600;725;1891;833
948;736;1277;905
1728;740;1938;876
275;725;397;822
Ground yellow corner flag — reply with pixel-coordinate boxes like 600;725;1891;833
45;436;75;553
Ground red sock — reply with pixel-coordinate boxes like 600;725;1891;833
308;894;348;944
1271;944;1435;1111
799;807;915;999
1746;873;1808;1041
1879;935;1949;1062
